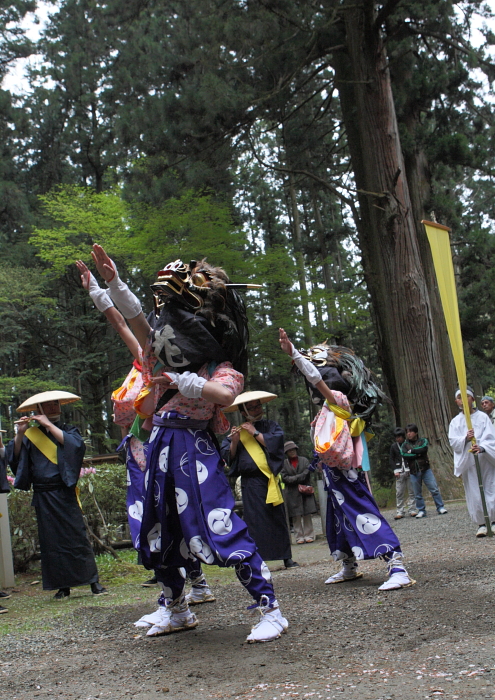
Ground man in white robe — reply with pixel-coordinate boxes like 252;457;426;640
448;388;495;537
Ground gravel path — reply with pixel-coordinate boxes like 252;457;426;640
2;500;495;700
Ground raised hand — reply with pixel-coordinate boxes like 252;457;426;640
91;244;116;283
279;328;294;356
75;260;91;291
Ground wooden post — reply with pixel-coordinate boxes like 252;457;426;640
0;494;15;588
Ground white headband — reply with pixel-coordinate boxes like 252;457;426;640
455;389;474;399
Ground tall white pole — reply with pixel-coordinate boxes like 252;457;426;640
0;494;15;588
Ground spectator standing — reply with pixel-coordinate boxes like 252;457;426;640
400;424;448;519
449;388;495;537
390;428;417;519
480;396;495;426
281;441;317;543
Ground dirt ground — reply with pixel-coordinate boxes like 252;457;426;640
1;500;495;700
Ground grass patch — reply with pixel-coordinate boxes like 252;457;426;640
0;549;238;638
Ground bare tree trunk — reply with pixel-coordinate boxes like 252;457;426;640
333;0;457;493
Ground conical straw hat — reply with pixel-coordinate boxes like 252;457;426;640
17;390;81;413
222;390;277;413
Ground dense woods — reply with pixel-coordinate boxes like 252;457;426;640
1;0;495;492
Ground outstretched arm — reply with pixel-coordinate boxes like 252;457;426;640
91;244;151;349
76;260;140;361
279;328;337;405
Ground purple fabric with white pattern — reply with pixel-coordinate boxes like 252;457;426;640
139;412;275;604
323;464;401;561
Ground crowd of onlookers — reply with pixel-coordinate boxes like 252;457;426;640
391;391;495;537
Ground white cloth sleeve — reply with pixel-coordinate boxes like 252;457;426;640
291;345;322;386
106;261;142;319
88;272;114;312
162;371;207;399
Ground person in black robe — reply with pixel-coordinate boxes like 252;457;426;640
221;392;298;568
5;392;107;599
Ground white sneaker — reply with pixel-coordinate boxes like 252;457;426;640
416;511;426;518
476;525;488;537
146;604;198;637
134;606;163;628
325;556;363;584
185;587;216;606
325;569;364;584
438;507;448;514
246;599;288;643
378;554;416;591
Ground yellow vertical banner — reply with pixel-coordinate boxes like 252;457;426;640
422;220;472;431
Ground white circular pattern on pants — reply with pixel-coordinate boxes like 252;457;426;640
179;538;190;560
175;487;189;514
343;514;354;532
189;536;215;564
351;546;365;560
323;471;330;487
149;426;159;443
154;480;161;507
158;446;169;472
196;436;216;456
235;562;252;585
144;470;150;491
126;469;131;486
332;489;345;506
161;586;173;599
261;561;272;582
331;549;346;561
334;514;341;534
147;523;162;552
179;452;190;477
328;469;341;482
196;460;208;484
207;507;233;535
179;567;187;579
374;543;394;558
128;500;143;522
134;534;140;550
225;549;252;565
355;512;382;535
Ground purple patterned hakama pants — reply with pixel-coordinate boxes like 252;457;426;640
323;465;402;561
139;413;275;605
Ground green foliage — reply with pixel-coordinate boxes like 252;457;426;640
30;186;129;275
6;488;38;572
77;462;128;538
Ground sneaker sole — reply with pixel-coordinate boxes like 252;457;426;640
186;596;216;606
148;619;199;636
0;595;11;600
325;572;364;585
379;578;417;591
0;609;8;614
246;627;288;643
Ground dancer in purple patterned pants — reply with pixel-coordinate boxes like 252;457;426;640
91;245;288;642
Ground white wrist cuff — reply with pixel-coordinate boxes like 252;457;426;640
107;279;142;319
90;287;114;313
163;371;207;399
291;346;322;386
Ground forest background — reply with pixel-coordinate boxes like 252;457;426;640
1;0;495;494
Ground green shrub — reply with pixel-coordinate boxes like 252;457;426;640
7;461;128;572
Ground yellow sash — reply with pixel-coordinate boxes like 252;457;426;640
240;429;284;506
25;427;58;464
325;401;369;439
